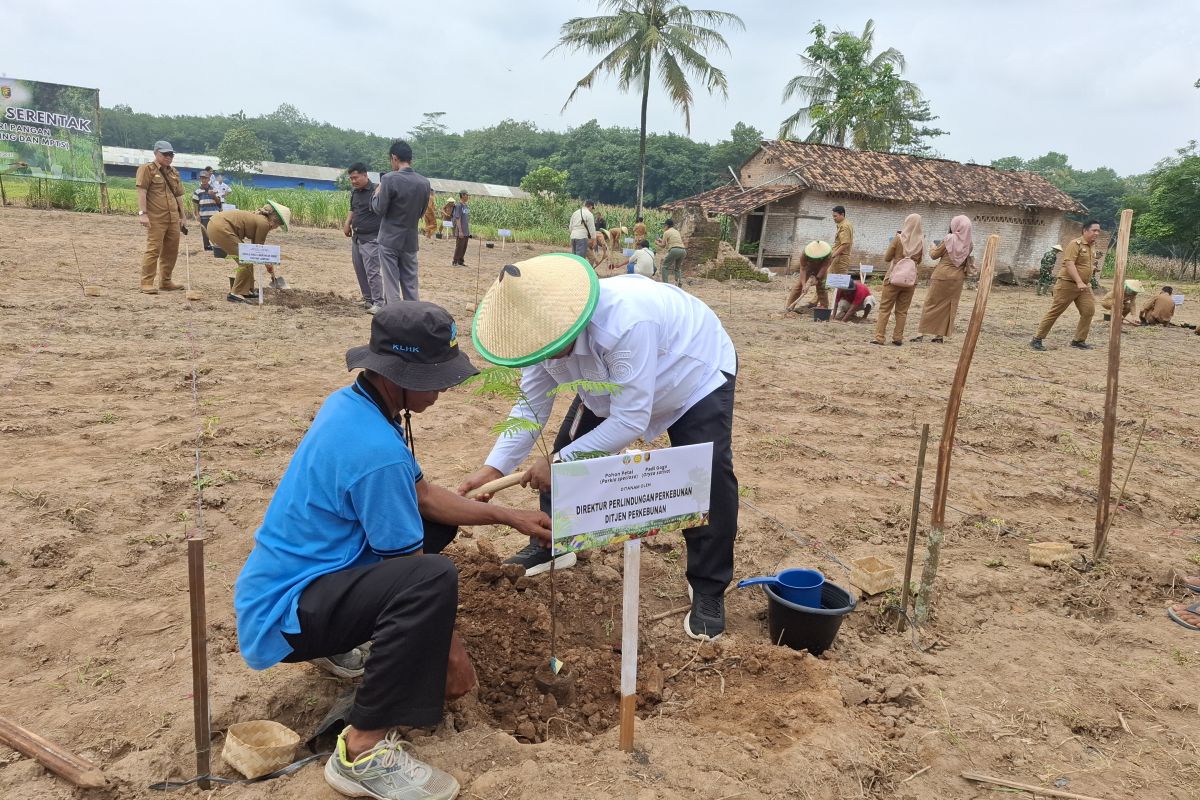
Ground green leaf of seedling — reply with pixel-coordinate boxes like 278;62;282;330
465;366;524;401
548;379;623;398
565;450;610;461
491;417;543;438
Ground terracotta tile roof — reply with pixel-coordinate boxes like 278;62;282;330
671;141;1085;214
665;182;803;216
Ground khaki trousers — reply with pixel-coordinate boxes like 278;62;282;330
785;265;828;309
140;220;180;289
1035;280;1095;342
873;283;915;343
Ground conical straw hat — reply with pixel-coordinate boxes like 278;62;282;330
472;253;599;367
804;240;832;259
266;200;292;231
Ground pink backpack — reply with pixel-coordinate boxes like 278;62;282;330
889;257;917;287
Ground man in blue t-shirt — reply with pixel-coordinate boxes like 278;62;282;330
234;302;550;800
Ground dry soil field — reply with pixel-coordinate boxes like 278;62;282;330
2;206;1198;799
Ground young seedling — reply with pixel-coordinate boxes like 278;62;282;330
467;366;621;679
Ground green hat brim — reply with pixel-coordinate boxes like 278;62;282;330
471;254;599;368
267;200;289;231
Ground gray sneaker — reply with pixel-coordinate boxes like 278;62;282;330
311;646;369;679
324;730;459;800
367;304;383;316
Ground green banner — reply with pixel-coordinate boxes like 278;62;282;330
0;78;103;183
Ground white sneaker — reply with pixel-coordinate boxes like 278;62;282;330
367;304;383;315
325;729;459;800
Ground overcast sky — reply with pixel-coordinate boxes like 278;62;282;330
6;0;1198;175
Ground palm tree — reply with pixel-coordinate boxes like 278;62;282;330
549;0;744;217
779;19;910;147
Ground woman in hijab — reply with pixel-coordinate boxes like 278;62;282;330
872;213;924;346
913;215;974;342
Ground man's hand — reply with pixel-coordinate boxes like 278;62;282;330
456;466;503;500
521;456;552;493
180;223;188;235
1077;282;1088;290
138;215;150;228
343;223;352;237
503;508;553;543
445;632;476;700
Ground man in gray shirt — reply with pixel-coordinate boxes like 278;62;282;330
344;162;384;313
371;140;431;302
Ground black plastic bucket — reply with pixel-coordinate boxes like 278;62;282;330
812;307;832;322
764;581;856;656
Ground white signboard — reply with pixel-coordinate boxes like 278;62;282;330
497;228;512;238
624;237;635;245
442;220;454;229
858;265;874;274
550;443;713;555
237;243;280;264
825;273;852;289
1172;294;1185;306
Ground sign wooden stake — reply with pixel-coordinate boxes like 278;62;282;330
187;534;212;789
618;539;641;752
898;423;930;632
1093;209;1134;560
915;235;998;624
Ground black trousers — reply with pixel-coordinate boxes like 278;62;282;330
539;372;738;596
452;236;469;264
282;549;458;730
199;218;212;251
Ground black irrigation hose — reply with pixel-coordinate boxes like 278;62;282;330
148;752;330;790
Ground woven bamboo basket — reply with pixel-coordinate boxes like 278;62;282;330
221;720;300;779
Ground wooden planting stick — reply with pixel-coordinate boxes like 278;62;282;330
0;715;108;789
187;534;212;789
1093;209;1134;560
915;235;998;624
962;771;1110;800
464;471;525;499
618;539;642;752
898;423;930;632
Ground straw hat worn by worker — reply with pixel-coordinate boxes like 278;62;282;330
1100;279;1142;322
457;254;739;642
784;240;833;311
206;200;292;303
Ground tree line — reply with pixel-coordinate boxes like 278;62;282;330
99;103;764;209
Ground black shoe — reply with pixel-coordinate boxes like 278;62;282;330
869;340;883;346
910;335;925;342
1070;340;1093;349
503;543;577;577
684;592;725;640
930;336;944;343
226;292;250;304
1030;338;1046;351
892;340;902;346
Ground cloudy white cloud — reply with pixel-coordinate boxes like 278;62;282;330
5;0;1197;174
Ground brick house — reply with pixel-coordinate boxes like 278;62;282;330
668;141;1086;280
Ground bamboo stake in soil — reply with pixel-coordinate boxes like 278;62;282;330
618;539;641;752
0;715;108;789
899;423;930;632
187;535;211;790
1093;209;1134;560
915;234;999;624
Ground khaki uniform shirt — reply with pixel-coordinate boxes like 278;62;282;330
135;162;184;223
209;210;271;245
831;220;854;272
1100;290;1135;317
1056;237;1094;283
1141;294;1176;324
661;227;684;250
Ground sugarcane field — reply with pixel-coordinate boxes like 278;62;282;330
2;3;1199;800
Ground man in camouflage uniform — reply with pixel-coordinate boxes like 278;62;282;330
1037;244;1061;296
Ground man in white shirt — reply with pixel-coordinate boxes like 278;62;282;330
568;200;596;259
458;253;739;641
622;239;656;277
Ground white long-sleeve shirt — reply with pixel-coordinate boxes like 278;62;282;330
484;276;737;474
568;206;596;240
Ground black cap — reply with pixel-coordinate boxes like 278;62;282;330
345;303;478;391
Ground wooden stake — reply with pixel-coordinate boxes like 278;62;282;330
187;535;212;790
962;771;1111;800
915;235;999;624
1093;209;1134;560
618;539;641;752
898;423;930;632
0;715;108;789
464;471;524;499
0;173;7;206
